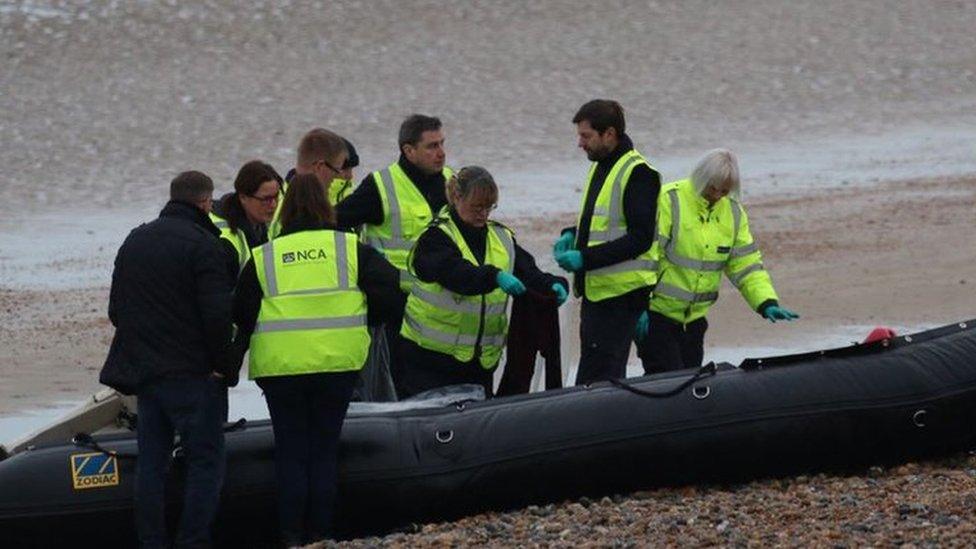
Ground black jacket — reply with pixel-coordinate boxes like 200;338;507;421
233;221;401;347
565;134;661;297
100;201;236;394
336;155;449;230
412;209;568;297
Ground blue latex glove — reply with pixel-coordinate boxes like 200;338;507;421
551;282;568;306
552;231;575;256
555;250;584;272
763;305;800;323
496;271;526;296
635;310;650;342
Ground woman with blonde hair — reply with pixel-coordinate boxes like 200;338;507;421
636;149;798;373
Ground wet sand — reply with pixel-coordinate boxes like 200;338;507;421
3;175;974;415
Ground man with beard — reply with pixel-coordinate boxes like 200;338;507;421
553;99;662;385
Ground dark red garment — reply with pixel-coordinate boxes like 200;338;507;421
496;289;563;396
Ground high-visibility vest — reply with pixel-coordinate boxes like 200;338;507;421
266;182;289;240
650;178;778;325
361;163;453;292
400;215;515;369
249;229;370;378
209;211;250;274
575;149;660;301
329;177;353;206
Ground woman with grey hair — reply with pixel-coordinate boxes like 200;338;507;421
635;149;798;373
398;166;569;398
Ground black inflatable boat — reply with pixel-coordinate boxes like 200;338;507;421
2;320;976;546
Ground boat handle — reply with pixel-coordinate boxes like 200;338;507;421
912;410;927;428
692;385;711;400
435;430;454;444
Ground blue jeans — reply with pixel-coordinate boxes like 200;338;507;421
257;371;358;545
136;376;226;549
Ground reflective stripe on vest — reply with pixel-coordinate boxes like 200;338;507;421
249;230;369;378
266;182;289;240
577;150;660;301
209;211;250;274
362;164;453;292
650;179;775;324
401;218;514;369
587;154;644;242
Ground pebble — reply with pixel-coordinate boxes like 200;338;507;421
336;452;976;547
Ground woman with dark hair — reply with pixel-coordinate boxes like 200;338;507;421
398;166;569;399
211;160;283;277
233;162;399;544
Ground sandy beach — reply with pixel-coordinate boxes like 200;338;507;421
2;0;976;545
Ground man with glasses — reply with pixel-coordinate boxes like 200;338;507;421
270;132;359;240
336;114;453;394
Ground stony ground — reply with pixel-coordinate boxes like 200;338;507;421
335;453;976;547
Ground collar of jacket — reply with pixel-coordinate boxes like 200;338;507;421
446;207;489;259
160;200;220;237
279;219;340;238
398;153;444;186
448;207;488;237
596;133;636;169
679;179;725;214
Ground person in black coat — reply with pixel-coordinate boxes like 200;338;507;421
398;166;569;399
554;100;661;385
99;171;236;548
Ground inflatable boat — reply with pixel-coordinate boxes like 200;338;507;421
2;319;976;546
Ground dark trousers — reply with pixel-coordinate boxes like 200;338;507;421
397;339;494;399
637;312;708;373
575;290;648;385
136;376;226;549
257;371;358;545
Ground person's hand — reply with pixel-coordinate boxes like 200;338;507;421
763;305;799;323
496;271;527;296
555;250;584;272
635;311;650;342
551;282;568;306
553;231;575;256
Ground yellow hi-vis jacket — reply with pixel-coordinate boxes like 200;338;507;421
576;150;659;301
361;163;454;292
209;211;250;274
650;179;778;325
249;229;370;378
329;177;353;206
400;215;515;369
268;180;289;240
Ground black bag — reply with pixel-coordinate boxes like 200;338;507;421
353;325;398;402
